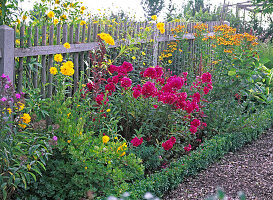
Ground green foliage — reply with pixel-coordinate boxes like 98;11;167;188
130;142;164;173
0;0;23;25
141;0;165;18
127;107;272;199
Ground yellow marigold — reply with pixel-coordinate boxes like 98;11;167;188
102;135;110;144
81;6;86;11
120;152;126;157
61;14;67;20
47;11;54;19
7;108;12;114
22;15;27;21
63;42;70;49
16;102;25;111
156;22;164;30
151;15;157;20
50;67;58;75
60;61;74;76
132;56;136;60
19;113;31;128
80;20;86;26
54;54;63;62
97;33;115;45
168;60;172;64
106;109;111;112
67;140;71;143
54;19;59;25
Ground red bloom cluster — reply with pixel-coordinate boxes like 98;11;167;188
143;66;164;79
131;137;144;147
162;137;176;150
184;144;192;152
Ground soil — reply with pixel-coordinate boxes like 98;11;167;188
164;129;273;200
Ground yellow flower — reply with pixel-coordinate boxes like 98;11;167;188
67;112;71;117
106;109;111;112
54;54;63;62
114;137;118;139
27;164;31;170
67;140;71;143
120;152;126;157
16;19;21;24
21;113;31;124
151;15;157;20
19;113;31;128
81;6;86;11
54;19;59;25
63;42;70;49
143;62;146;66
102;135;110;144
85;166;87;170
47;11;54;19
61;14;67;20
97;33;115;45
55;0;60;4
50;67;58;75
80;20;86;26
132;56;136;60
80;10;84;14
7;108;12;114
22;15;27;21
79;132;83;135
16;102;25;111
168;60;172;64
141;52;146;56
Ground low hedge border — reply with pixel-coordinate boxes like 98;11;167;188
123;108;273;200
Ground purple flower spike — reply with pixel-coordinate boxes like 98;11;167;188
5;84;10;89
1;74;6;79
53;136;58;141
16;93;21;99
1;97;7;102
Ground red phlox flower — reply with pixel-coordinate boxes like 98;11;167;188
86;82;94;91
207;83;213;90
167;76;184;90
182;72;188;78
112;75;119;84
201;72;212;83
143;67;157;79
162;137;176;150
131;137;143;147
156;78;165;85
105;82;116;93
191;119;201;127
158;92;177;105
141;81;157;98
96;93;109;105
132;84;142;99
203;87;210;94
153;104;158;109
189;125;197;134
120;77;132;88
193;92;201;102
155;66;164;78
108;65;118;74
122;61;134;72
184;144;192;152
117;66;128;74
107;77;112;83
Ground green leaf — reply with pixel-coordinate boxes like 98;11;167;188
228;71;236;76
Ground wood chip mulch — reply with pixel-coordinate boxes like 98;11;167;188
164;129;273;200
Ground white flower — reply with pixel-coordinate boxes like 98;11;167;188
144;192;154;199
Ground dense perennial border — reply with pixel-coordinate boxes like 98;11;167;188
120;108;273;200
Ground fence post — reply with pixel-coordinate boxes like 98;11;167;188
152;23;159;66
0;25;15;84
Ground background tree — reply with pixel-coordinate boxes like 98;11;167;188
141;0;165;19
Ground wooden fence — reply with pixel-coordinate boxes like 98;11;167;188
0;20;229;98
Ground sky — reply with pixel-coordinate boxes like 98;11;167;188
19;0;250;21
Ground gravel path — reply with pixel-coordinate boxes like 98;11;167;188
164;130;273;200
